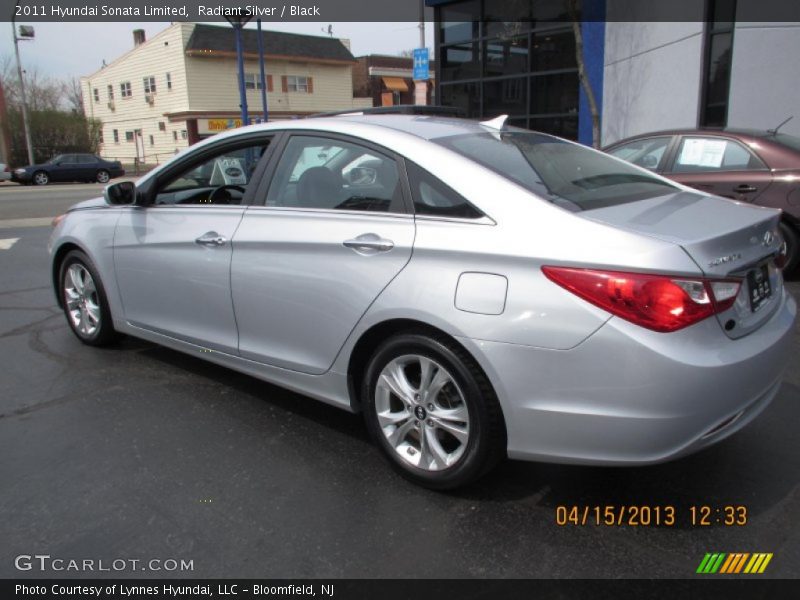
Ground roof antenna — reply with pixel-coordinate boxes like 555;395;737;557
767;115;793;135
480;114;508;131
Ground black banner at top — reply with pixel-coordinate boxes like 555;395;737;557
2;0;800;22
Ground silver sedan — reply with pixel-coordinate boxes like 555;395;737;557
48;115;796;489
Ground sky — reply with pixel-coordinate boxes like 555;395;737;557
2;21;436;82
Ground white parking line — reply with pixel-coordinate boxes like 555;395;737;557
0;237;20;250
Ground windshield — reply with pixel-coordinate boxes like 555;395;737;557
772;133;800;153
435;131;678;211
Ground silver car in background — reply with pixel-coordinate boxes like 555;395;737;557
49;115;796;489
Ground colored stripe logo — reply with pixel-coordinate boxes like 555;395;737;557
696;553;773;574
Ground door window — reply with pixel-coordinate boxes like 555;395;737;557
672;137;767;173
154;140;270;206
607;136;671;171
266;136;405;213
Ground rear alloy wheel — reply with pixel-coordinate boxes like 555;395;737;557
59;250;118;346
96;169;110;184
363;333;505;489
779;221;799;274
33;171;49;185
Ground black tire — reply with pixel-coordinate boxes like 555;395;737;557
96;169;110;184
779;221;799;275
33;170;49;185
58;250;119;346
362;332;506;490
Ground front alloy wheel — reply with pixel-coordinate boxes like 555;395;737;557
59;250;118;346
96;169;110;183
363;333;505;489
33;171;49;185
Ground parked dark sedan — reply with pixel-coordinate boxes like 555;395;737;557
605;129;800;273
13;153;125;186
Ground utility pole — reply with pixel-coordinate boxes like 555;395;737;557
11;14;35;165
419;0;425;49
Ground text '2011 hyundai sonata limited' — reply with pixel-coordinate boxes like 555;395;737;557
49;114;796;489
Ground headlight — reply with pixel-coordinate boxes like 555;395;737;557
14;168;26;175
51;214;66;228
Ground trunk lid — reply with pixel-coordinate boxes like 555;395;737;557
583;191;784;338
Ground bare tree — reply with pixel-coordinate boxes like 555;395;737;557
63;77;84;114
567;0;601;148
0;54;63;111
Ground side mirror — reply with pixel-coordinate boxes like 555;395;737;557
104;181;136;205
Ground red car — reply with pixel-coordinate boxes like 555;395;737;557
605;129;800;273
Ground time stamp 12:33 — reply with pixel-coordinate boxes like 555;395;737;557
555;505;748;527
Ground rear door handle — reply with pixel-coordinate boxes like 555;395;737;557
343;233;394;252
195;231;227;247
735;184;757;193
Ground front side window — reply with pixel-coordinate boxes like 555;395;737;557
155;141;271;206
607;136;672;171
120;82;132;98
672;137;767;173
266;136;404;213
436;130;679;211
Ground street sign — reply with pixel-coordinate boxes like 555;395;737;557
413;48;429;81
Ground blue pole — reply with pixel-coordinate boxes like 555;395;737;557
234;24;248;126
257;18;269;122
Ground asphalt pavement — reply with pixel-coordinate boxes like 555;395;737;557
1;183;798;579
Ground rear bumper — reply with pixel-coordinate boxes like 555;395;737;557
458;287;796;465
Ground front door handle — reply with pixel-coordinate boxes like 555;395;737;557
735;184;757;193
195;231;227;247
343;233;394;252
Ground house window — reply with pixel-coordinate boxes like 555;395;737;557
93;88;99;102
287;76;309;93
107;84;114;100
125;131;134;142
99;130;104;144
166;72;172;90
149;135;154;146
113;129;119;143
243;72;265;90
143;76;156;94
173;131;178;141
181;130;188;140
120;81;132;98
158;122;166;131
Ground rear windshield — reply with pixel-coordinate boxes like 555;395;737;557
772;133;800;153
434;131;678;211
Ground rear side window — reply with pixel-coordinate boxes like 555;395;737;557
672;137;767;173
406;161;483;219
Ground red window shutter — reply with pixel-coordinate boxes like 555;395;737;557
267;75;273;92
281;76;288;93
307;77;313;93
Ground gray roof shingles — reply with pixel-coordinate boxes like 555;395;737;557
186;24;355;62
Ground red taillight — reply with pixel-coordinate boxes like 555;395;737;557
542;267;741;333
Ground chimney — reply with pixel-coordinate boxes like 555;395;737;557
133;29;146;47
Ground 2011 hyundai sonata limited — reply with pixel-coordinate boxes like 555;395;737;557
49;114;796;489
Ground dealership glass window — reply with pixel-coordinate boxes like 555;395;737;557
701;0;736;127
113;129;119;143
120;81;132;98
482;78;527;116
439;82;480;118
530;71;579;116
439;0;480;44
93;88;99;103
107;84;114;101
125;131;134;142
484;36;529;77
441;42;482;81
529;116;578;139
286;76;309;93
166;72;172;90
531;29;576;72
143;76;156;94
